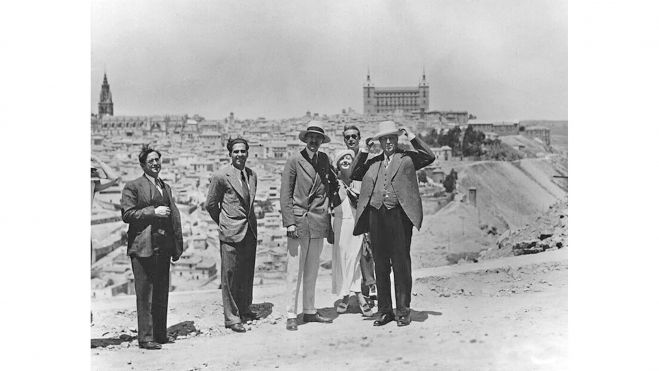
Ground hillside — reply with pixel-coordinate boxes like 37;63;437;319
411;156;567;269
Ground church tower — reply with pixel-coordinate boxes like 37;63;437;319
363;69;375;115
418;69;429;113
98;73;114;118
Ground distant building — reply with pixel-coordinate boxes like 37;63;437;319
98;73;114;118
427;111;473;124
492;122;520;136
522;126;551;146
363;71;429;115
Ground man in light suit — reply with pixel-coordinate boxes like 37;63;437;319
205;138;259;333
351;121;435;327
121;145;183;350
280;121;338;331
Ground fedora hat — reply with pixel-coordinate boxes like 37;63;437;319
371;121;401;140
298;120;331;144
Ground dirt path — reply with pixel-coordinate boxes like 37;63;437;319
91;249;567;370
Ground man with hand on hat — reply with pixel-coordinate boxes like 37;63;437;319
206;137;259;333
280;121;339;331
351;121;435;327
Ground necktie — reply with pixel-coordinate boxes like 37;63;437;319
241;170;250;200
312;154;318;167
155;178;164;195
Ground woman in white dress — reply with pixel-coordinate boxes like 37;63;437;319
331;150;374;317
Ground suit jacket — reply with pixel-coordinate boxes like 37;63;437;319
280;149;337;239
121;175;184;260
351;137;436;235
205;165;258;243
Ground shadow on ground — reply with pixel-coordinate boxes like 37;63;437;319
91;302;274;348
91;321;198;349
410;309;442;322
250;302;274;320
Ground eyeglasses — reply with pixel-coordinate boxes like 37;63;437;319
344;134;359;140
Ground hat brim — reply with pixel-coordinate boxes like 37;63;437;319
299;130;331;144
371;129;401;141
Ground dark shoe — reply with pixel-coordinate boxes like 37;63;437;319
241;311;259;322
226;323;246;333
397;313;411;327
138;341;162;350
373;312;396;326
302;313;333;323
286;318;298;331
155;335;175;344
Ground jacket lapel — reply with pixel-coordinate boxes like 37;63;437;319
388;151;404;179
369;153;384;186
248;168;256;209
225;169;248;204
141;174;156;203
298;150;317;180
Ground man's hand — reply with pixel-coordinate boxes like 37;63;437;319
154;206;171;218
399;126;416;140
363;137;376;152
286;225;299;239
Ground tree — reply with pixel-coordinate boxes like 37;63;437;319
462;125;485;157
446;127;462;155
443;168;458;193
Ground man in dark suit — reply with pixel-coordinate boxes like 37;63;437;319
280;121;338;331
120;145;183;350
205;138;259;333
351;121;435;327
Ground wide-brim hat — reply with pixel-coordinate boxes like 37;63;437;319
371;121;401;140
298;120;331;144
333;149;355;167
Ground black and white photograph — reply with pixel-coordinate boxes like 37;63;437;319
28;0;659;370
86;0;568;369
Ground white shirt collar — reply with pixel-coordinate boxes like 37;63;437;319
305;147;317;160
144;173;159;185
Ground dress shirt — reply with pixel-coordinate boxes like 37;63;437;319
144;173;163;195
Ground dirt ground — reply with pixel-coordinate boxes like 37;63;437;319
91;248;567;370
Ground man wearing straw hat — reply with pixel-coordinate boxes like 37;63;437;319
280;121;339;331
351;121;435;327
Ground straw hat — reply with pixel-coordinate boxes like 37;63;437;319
371;121;401;140
298;120;331;143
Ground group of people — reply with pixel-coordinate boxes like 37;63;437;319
117;120;435;349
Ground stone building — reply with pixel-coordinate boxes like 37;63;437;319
363;71;429;115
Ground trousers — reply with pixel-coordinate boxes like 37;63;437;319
220;231;257;326
286;237;323;318
131;253;171;343
368;206;413;316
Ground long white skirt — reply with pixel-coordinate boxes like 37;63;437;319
331;197;363;297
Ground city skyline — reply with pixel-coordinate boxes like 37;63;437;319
91;0;567;121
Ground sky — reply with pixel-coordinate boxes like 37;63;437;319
91;0;567;121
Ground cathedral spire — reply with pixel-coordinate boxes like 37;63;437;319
98;73;114;118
